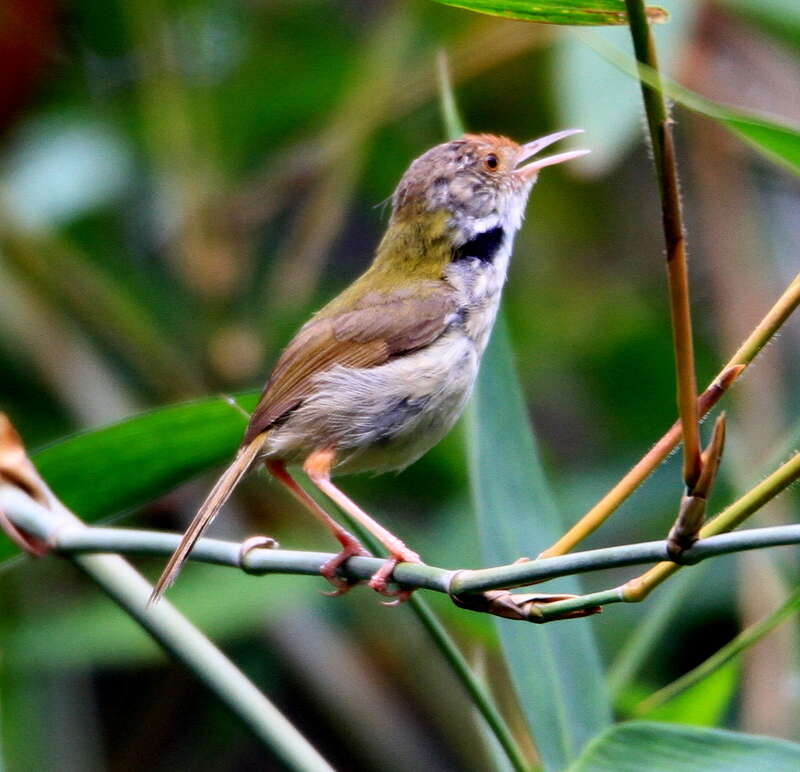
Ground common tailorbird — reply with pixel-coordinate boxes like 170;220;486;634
151;130;589;605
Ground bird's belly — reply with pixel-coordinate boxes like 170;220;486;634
265;330;480;474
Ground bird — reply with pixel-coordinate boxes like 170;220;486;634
150;130;589;605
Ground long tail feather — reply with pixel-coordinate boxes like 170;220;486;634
148;433;268;605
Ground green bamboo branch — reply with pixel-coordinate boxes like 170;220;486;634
72;552;334;772
295;490;530;772
606;568;706;698
634;584;800;715
625;0;702;492
6;476;800;612
405;586;529;772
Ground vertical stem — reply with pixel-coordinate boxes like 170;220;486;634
625;0;702;489
410;596;530;772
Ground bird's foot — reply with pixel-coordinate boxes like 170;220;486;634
319;532;371;597
369;548;422;606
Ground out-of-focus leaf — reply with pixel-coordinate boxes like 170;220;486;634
721;0;800;54
568;721;800;771
636;660;740;727
633;583;800;718
432;0;667;26
4;564;311;668
465;317;611;771
1;114;132;229
580;30;800;176
554;0;696;175
3;393;261;562
608;567;707;698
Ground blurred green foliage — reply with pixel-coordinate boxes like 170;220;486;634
1;0;799;770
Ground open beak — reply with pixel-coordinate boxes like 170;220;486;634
515;128;590;179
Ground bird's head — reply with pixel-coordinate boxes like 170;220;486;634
392;130;588;244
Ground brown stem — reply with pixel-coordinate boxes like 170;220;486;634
660;125;702;489
625;0;702;490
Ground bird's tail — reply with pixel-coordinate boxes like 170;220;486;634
148;432;268;605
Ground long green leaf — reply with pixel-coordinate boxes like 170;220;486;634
465;317;611;770
0;393;261;563
568;721;800;771
634;660;740;727
579;30;800;175
432;0;667;25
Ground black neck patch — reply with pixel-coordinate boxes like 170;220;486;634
452;226;505;264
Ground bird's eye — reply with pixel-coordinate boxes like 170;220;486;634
484;154;499;171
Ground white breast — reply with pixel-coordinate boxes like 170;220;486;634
265;330;480;474
266;222;521;475
444;231;514;354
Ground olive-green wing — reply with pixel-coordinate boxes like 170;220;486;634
244;287;457;442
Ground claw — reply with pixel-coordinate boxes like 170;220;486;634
319;577;355;598
380;587;414;606
368;549;421;604
319;534;371;596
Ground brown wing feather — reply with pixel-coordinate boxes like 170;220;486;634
245;287;457;442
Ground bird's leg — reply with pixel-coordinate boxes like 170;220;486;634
303;449;421;604
265;460;370;595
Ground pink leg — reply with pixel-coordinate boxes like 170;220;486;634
266;460;370;595
303;449;421;604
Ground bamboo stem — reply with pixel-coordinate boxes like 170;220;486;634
6;478;800;619
0;421;333;771
625;0;702;489
634;584;800;715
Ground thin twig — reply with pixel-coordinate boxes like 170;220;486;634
540;272;800;558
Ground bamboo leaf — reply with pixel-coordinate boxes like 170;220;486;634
432;0;667;26
0;393;261;561
579;30;800;175
465;317;611;770
568;721;800;771
635;659;740;727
